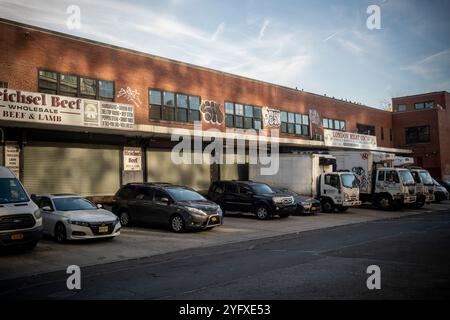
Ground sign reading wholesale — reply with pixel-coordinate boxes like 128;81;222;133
324;129;377;150
0;88;134;129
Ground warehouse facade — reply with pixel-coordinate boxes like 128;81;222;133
0;19;414;200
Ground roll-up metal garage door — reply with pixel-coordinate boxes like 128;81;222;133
146;150;211;192
23;143;120;196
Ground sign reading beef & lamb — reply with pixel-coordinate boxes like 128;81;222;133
324;129;377;150
0;88;134;130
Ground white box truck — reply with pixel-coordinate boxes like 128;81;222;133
249;153;361;213
331;151;417;210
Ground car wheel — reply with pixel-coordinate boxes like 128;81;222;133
170;214;185;233
376;194;393;210
119;211;131;227
321;199;335;213
255;205;271;220
55;223;67;243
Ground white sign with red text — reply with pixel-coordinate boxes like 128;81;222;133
324;129;377;150
123;147;142;171
0;88;134;130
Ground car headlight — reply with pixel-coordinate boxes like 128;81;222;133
68;220;90;227
33;209;42;219
186;207;207;216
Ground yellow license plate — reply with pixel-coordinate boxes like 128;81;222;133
99;226;109;233
211;217;218;222
11;233;24;240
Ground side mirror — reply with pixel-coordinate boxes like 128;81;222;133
42;206;53;212
161;197;170;204
97;204;103;209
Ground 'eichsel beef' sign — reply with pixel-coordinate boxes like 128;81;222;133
0;88;134;130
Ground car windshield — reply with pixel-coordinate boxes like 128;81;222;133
399;170;415;185
166;188;206;201
251;184;275;195
53;197;97;211
341;174;358;188
0;178;29;204
273;188;298;196
419;171;433;185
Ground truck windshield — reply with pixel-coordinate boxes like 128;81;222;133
0;178;30;204
341;174;358;188
398;170;415;186
419;171;433;185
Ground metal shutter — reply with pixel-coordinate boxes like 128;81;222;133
146;150;211;192
23;143;120;196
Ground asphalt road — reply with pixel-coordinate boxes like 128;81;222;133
1;210;449;300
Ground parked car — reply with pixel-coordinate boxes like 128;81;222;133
272;188;321;215
112;183;223;232
32;194;121;242
432;179;449;203
208;181;296;220
0;166;43;251
436;179;450;193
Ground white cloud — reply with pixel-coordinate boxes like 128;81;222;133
259;19;270;40
211;22;225;41
404;48;450;79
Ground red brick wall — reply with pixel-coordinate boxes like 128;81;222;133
0;20;393;148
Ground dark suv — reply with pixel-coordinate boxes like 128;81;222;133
112;183;223;232
208;181;296;220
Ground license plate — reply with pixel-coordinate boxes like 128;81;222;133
311;207;318;211
11;233;24;240
98;226;109;233
211;217;218;223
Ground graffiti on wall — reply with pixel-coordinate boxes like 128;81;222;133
200;100;224;125
262;107;281;127
352;166;369;193
117;87;142;108
309;109;320;126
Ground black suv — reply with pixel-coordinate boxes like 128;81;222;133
112;183;223;232
208;181;296;220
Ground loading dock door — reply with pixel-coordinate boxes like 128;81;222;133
146;150;211;192
23;144;120;196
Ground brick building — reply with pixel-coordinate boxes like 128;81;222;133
0;18;413;199
392;91;450;179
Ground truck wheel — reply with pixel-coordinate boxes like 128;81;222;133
376;195;393;210
321;199;335;213
255;205;271;220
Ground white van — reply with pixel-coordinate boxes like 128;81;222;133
0;166;43;250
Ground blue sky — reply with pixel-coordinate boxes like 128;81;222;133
1;0;449;109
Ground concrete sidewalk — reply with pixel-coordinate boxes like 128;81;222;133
0;202;449;281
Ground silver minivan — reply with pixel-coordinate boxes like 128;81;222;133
0;166;43;250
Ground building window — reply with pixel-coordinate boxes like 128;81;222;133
323;118;346;131
414;101;434;110
225;102;263;130
405;126;430;144
357;124;375;136
397;104;407;112
281;111;309;136
0;81;9;88
149;89;200;123
38;70;114;101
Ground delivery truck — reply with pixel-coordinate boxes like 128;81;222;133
331;151;416;210
249;153;361;213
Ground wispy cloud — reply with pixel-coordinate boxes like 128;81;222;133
211;22;225;41
259;19;270;40
404;48;450;79
323;32;338;42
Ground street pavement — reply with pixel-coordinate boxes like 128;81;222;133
0;208;449;299
1;203;448;280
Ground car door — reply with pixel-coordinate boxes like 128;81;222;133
237;185;253;212
323;174;341;199
132;187;155;224
153;189;173;225
38;197;58;235
222;183;239;211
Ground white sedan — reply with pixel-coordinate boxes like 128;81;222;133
33;194;121;242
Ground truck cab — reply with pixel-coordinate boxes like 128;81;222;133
373;168;416;209
410;168;435;207
319;172;361;213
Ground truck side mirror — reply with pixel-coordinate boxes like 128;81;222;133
42;206;53;212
